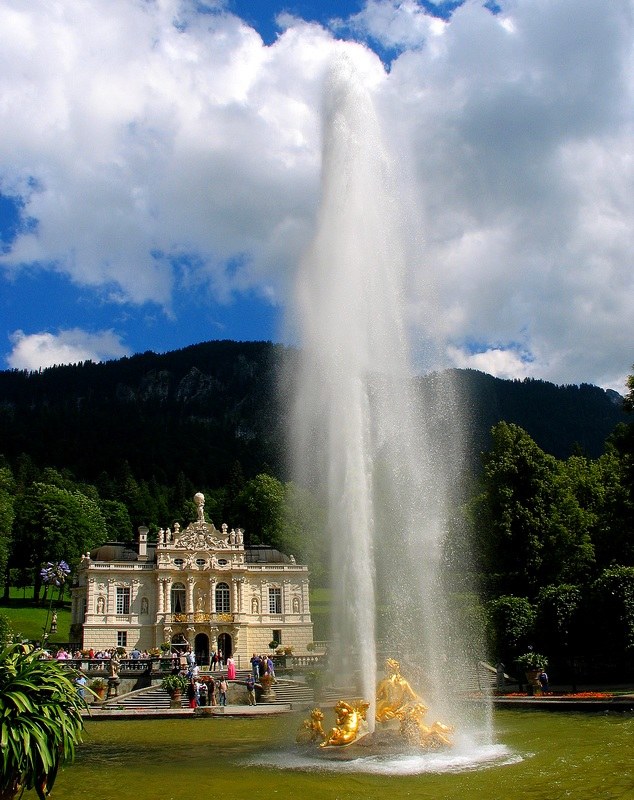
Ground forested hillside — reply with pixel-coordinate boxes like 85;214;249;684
0;340;626;491
0;343;632;679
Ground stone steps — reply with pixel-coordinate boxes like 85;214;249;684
100;672;315;710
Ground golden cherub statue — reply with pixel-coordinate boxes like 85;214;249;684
296;708;327;744
320;699;370;747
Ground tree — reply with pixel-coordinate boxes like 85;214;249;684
98;499;133;539
485;595;535;665
0;643;87;800
0;466;15;587
472;422;595;595
11;483;107;598
535;583;583;658
590;566;634;656
236;473;286;547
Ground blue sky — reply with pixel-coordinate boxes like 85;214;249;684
0;0;632;391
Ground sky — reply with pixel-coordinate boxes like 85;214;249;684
0;0;632;392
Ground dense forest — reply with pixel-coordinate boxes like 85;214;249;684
0;340;632;680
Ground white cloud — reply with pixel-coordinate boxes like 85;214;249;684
0;0;632;390
447;344;534;381
7;329;130;371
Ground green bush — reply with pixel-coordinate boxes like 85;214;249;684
0;643;86;799
486;595;536;663
516;651;548;672
161;674;188;694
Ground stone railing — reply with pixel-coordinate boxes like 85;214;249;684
162;612;235;624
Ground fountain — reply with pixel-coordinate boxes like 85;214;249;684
289;54;493;763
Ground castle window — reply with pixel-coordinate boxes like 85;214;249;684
116;587;130;615
215;582;230;613
117;631;127;648
196;558;206;568
174;558;184;568
171;582;186;613
269;587;282;614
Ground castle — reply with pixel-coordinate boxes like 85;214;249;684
71;493;313;665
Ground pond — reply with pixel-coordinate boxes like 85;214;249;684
37;709;634;800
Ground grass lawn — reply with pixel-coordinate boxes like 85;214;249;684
309;586;330;641
0;587;72;643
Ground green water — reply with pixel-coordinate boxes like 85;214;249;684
43;710;633;800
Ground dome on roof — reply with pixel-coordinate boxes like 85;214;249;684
90;543;137;562
246;547;292;564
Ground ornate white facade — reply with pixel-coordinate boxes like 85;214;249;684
71;493;313;665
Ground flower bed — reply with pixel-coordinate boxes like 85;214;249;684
501;691;614;699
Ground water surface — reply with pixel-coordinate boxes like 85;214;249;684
44;710;633;800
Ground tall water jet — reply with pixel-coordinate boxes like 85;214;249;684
290;55;492;749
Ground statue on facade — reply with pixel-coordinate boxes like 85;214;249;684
194;492;205;523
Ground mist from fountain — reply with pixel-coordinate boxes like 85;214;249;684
290;55;493;752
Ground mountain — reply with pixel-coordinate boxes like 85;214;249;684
0;341;626;487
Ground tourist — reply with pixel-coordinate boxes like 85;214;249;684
266;655;276;682
186;679;198;709
218;677;228;706
75;673;87;699
250;653;260;680
130;647;141;660
226;656;236;680
246;674;256;706
211;651;218;671
207;675;216;705
199;681;208;706
217;649;224;668
538;670;550;694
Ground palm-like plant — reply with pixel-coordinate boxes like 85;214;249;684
0;643;87;800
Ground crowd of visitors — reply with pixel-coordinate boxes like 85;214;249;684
174;649;280;709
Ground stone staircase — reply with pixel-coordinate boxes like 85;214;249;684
99;670;315;711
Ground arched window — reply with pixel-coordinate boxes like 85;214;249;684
171;582;186;613
215;582;230;613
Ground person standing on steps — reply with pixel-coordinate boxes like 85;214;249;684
218;677;228;706
246;674;256;706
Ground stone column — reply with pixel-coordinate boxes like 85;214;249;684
301;579;309;618
165;577;173;615
157;578;165;615
187;576;195;614
283;579;291;615
210;578;217;613
107;578;116;616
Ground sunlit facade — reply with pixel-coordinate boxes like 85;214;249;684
71;493;313;665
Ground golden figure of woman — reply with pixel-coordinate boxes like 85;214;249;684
375;658;421;723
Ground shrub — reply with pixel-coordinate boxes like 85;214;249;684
486;595;536;663
161;674;188;694
516;652;548;672
0;643;86;799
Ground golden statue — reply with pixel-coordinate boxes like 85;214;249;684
397;702;453;748
298;659;453;752
320;700;370;747
375;658;419;722
375;659;454;749
296;708;327;744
